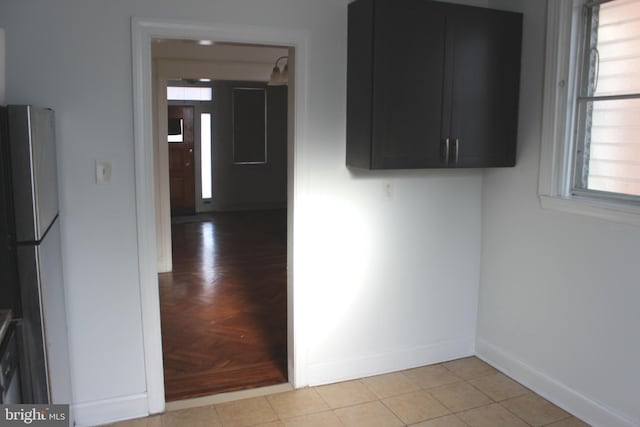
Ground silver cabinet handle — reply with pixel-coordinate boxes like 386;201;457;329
455;138;459;163
444;138;450;164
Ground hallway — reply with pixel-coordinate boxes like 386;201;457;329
159;209;288;401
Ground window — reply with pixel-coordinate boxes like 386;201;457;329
167;86;213;101
573;0;640;199
539;0;640;225
167;118;184;143
200;113;212;199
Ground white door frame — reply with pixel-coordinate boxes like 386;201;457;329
131;18;309;414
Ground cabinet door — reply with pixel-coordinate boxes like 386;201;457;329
371;0;448;169
447;6;521;167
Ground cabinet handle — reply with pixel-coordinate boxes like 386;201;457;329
444;138;450;164
455;138;460;163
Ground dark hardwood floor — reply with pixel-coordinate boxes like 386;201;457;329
159;209;288;401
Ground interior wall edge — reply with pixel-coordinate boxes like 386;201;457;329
476;338;637;427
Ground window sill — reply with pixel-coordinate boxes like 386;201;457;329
539;194;640;227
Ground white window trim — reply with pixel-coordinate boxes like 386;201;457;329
539;0;640;226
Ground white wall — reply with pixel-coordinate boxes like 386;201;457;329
0;1;485;425
303;169;482;384
479;2;640;427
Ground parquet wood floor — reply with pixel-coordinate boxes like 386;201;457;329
159;209;288;401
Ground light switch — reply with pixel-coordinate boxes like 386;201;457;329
384;182;393;198
96;161;112;184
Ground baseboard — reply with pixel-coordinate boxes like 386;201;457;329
307;337;475;386
214;202;287;212
72;393;149;427
476;338;637;427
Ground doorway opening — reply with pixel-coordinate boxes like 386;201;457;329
152;40;290;401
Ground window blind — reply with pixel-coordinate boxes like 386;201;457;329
580;0;640;196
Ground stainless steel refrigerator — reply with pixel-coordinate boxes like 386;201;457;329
0;105;72;404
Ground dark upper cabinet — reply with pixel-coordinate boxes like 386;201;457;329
346;0;522;169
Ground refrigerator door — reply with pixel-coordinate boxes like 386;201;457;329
7;105;58;243
0;107;22;315
16;241;49;403
16;219;72;404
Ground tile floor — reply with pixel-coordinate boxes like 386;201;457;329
104;357;590;427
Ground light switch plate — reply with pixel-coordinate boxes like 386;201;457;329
384;182;393;198
96;161;112;184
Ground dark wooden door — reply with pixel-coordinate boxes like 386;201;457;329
168;105;195;215
448;6;521;167
371;0;448;169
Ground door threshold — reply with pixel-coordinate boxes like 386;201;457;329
165;383;293;412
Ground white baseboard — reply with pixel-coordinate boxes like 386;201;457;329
307;337;475;386
476;338;637;427
72;393;149;427
214;202;287;212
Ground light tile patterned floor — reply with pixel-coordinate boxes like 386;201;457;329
105;357;590;427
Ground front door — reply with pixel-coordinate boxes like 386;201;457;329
168;105;195;215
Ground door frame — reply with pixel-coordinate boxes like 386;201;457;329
131;18;309;414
